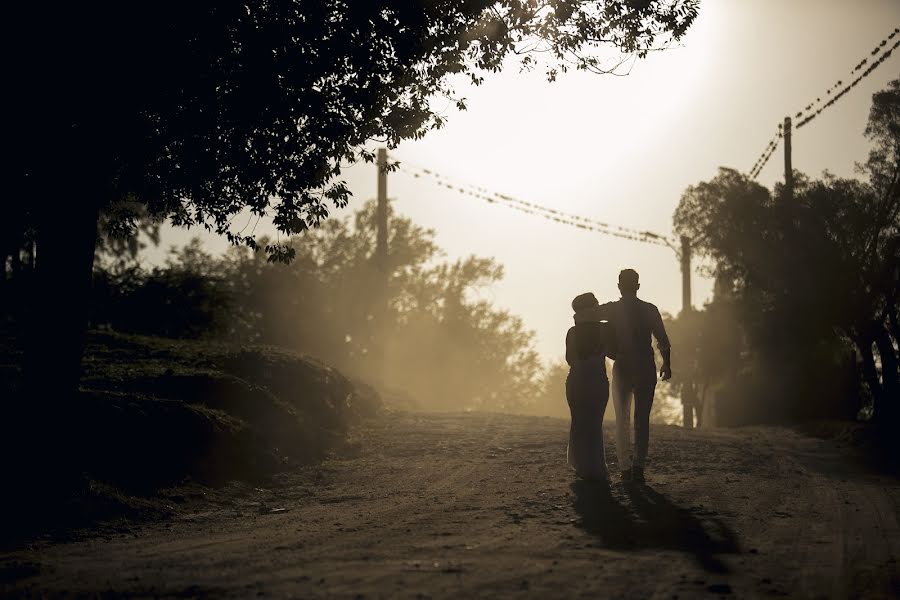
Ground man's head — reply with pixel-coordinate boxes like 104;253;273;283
618;269;640;297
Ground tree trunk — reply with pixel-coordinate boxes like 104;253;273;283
22;200;101;403
10;244;22;278
696;384;705;429
26;239;36;271
873;324;900;423
889;305;900;353
4;195;100;504
682;400;694;429
855;334;883;410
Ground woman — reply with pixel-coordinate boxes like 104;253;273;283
565;292;614;481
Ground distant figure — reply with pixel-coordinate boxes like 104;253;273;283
593;269;671;484
565;292;615;481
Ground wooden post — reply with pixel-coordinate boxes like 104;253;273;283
783;116;793;200
372;148;390;383
680;235;695;428
680;235;692;314
376;148;388;277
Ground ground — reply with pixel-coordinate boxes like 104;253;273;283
3;411;899;599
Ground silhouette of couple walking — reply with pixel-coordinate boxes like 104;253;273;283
565;269;671;484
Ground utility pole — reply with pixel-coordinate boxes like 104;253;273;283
372;148;390;383
376;148;388;277
783;116;793;200
679;235;696;429
680;235;692;314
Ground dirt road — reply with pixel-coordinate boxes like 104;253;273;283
4;412;900;598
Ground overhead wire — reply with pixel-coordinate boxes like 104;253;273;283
796;27;899;129
394;160;676;249
749;27;899;179
748;125;783;179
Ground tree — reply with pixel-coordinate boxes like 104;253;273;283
9;1;698;401
673;169;874;421
673;78;900;424
661;278;750;426
857;77;900;420
233;200;544;411
864;78;900;193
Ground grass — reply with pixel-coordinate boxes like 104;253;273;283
0;329;380;540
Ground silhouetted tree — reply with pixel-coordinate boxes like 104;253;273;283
673;78;900;424
856;77;900;420
9;1;698;403
231;200;544;410
865;78;900;194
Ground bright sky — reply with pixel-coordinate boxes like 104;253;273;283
149;0;900;362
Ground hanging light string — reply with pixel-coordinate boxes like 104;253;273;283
796;28;899;129
749;27;899;179
749;124;783;179
395;160;676;249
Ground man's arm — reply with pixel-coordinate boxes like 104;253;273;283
594;301;615;321
651;305;672;380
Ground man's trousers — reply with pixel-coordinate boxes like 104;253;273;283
611;361;657;471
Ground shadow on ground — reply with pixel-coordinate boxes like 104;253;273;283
571;481;740;573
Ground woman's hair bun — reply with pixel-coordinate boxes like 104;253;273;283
571;292;599;312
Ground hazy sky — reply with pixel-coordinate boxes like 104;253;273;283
149;0;900;362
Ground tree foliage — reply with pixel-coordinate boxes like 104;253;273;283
6;1;698;404
10;1;698;261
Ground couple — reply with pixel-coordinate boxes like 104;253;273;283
565;269;671;484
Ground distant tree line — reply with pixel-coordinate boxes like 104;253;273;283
87;201;546;413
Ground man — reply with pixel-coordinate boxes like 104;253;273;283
595;269;671;483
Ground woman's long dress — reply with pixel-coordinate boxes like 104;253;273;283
565;321;611;481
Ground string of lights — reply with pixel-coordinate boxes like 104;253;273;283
398;160;657;240
749;27;899;179
795;28;899;128
395;161;675;248
748;125;783;179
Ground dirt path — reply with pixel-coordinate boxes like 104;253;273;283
4;412;900;598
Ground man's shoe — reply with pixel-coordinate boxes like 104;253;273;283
632;466;645;484
620;469;633;483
